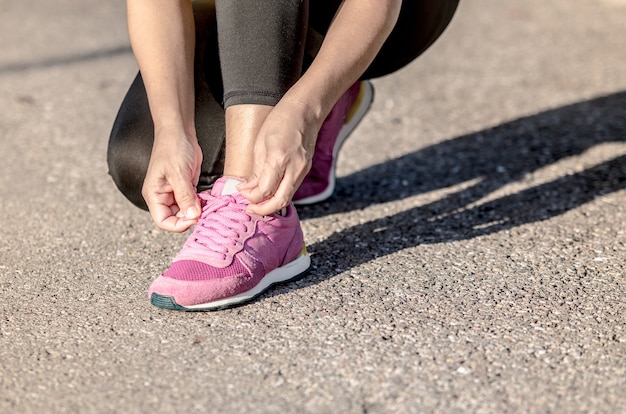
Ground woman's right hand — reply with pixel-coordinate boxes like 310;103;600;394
127;0;199;232
142;126;203;233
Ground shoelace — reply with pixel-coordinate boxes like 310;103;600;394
182;193;253;261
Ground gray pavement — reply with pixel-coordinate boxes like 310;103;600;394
1;0;625;413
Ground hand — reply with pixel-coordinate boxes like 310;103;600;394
142;127;203;232
238;99;321;216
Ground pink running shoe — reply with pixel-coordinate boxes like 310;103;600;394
148;176;311;311
293;80;374;205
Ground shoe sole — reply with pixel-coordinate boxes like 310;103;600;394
293;80;375;205
150;251;311;312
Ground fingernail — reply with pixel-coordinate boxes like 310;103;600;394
186;206;199;218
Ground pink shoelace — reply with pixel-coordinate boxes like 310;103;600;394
180;193;254;262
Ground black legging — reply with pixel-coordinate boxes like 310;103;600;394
107;0;459;210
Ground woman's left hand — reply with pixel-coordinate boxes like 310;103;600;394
237;98;321;216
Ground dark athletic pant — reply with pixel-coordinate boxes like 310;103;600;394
107;0;459;210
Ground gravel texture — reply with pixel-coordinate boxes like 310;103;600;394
1;0;625;413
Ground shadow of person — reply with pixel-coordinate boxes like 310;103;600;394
298;91;626;220
306;153;625;277
274;91;626;293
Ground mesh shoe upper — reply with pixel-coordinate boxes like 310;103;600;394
148;177;309;309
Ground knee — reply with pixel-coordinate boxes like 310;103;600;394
107;128;150;211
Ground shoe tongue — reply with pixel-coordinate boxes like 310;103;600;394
212;176;244;196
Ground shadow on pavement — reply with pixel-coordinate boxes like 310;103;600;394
287;91;626;290
0;45;132;74
300;91;626;219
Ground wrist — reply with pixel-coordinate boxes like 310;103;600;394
148;96;196;139
284;72;355;126
153;121;197;144
278;94;325;128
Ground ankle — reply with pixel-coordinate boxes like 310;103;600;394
224;104;273;177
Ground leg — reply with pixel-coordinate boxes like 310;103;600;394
364;0;460;79
306;0;460;79
148;0;313;310
290;0;460;205
214;0;308;178
146;0;460;310
107;72;154;210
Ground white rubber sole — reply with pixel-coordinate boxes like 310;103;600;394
151;250;311;311
294;80;375;205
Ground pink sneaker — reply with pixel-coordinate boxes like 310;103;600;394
148;176;311;311
293;80;374;205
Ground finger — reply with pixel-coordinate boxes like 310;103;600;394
170;174;201;220
236;175;258;191
246;191;291;216
239;183;268;204
240;164;283;204
246;174;295;216
157;214;198;233
144;192;196;233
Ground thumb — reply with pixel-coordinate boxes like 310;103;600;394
172;177;201;219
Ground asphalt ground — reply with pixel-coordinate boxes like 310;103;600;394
1;0;625;412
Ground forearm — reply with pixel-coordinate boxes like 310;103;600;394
283;0;401;124
126;0;196;137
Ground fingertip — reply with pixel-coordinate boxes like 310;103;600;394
245;205;264;217
162;217;196;233
236;180;254;190
246;201;275;217
186;205;201;219
240;188;265;205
